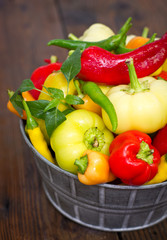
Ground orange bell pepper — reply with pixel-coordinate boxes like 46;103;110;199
74;94;101;115
126;26;150;49
7;91;35;119
73;80;102;115
126;36;149;49
74;150;116;185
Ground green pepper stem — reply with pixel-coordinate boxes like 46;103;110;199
74;79;84;98
136;141;154;165
84;127;105;152
142;27;149;38
22;99;38;129
119;17;132;34
50;55;58;63
8;90;15;99
145;33;157;44
104;17;132;50
74;155;88;174
126;58;144;93
68;33;79;40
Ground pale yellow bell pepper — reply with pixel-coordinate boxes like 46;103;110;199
102;59;167;134
79;23;115;42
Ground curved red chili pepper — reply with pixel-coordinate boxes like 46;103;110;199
78;32;167;85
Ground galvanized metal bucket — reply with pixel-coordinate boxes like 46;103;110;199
20;120;167;232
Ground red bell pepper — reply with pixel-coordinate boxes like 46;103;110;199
109;130;160;185
30;62;62;99
78;32;167;85
153;124;167;156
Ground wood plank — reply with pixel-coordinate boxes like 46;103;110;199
0;0;67;239
1;0;167;239
58;0;167;37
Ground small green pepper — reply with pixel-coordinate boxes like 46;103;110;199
81;81;118;132
48;17;132;51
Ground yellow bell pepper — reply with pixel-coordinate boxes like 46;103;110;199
145;155;167;185
102;59;167;134
50;109;114;174
38;71;77;111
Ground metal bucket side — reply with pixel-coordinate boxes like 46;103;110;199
20;120;167;231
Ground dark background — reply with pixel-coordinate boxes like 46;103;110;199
1;0;167;239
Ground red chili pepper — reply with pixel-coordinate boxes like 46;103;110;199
156;71;167;81
78;32;167;85
109;130;160;185
153;125;167;156
30;62;62;99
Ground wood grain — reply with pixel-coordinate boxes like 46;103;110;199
1;0;167;239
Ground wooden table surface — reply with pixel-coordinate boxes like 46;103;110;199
1;0;167;239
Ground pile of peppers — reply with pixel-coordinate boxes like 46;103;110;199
7;17;167;186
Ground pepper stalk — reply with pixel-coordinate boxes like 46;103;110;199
136;141;154;165
142;27;149;38
75;155;88;174
125;58;150;94
22;99;38;129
